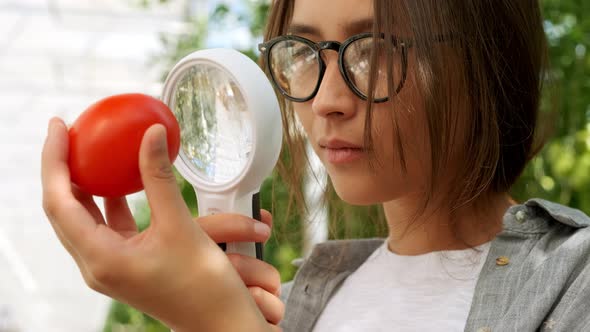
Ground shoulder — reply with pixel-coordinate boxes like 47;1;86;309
280;238;384;301
498;198;590;268
284;238;384;276
299;238;384;271
473;199;590;330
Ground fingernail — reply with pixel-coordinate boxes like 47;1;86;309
47;117;63;138
254;222;271;237
48;118;57;134
151;124;168;154
46;121;53;140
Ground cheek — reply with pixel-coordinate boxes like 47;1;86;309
371;72;431;192
397;58;431;163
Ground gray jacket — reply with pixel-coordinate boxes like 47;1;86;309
279;199;590;332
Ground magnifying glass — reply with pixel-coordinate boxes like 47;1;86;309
161;49;282;260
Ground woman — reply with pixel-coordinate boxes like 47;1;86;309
41;0;590;331
262;0;590;331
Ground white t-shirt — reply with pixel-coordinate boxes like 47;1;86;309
312;240;491;332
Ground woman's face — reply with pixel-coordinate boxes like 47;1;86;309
290;0;430;205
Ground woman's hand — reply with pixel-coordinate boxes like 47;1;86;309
197;211;285;330
41;118;270;332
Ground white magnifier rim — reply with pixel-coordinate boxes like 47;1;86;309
161;49;282;197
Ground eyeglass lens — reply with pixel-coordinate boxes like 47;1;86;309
269;40;320;99
268;37;401;101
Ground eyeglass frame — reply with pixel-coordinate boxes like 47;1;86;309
258;32;410;104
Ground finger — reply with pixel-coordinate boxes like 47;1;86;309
41;118;75;208
196;214;271;243
42;129;99;264
104;197;138;238
248;286;285;326
139;124;191;230
72;184;105;226
260;209;273;229
227;254;281;296
41;118;110;252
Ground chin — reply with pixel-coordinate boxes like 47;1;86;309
331;178;390;206
327;165;412;205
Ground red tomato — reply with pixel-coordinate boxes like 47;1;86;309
68;93;181;197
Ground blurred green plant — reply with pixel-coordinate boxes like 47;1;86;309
104;0;589;330
511;0;590;212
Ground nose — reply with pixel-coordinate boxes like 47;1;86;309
311;53;358;119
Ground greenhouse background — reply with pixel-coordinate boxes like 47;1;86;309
0;0;588;331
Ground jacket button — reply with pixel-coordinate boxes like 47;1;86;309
496;256;510;266
476;327;492;332
515;210;527;222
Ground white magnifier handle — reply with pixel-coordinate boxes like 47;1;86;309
196;188;264;259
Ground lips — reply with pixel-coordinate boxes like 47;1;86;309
318;138;363;150
319;138;365;164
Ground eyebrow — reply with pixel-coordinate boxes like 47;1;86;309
288;18;374;38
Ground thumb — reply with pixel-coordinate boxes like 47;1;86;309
139;124;191;228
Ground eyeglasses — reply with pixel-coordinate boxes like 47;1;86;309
258;32;410;103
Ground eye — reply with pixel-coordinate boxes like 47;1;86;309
290;42;314;59
359;41;374;57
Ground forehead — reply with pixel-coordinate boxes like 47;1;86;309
291;0;374;39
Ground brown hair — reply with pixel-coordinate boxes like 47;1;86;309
262;0;550;241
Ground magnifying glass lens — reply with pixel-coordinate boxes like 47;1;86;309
173;62;253;185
